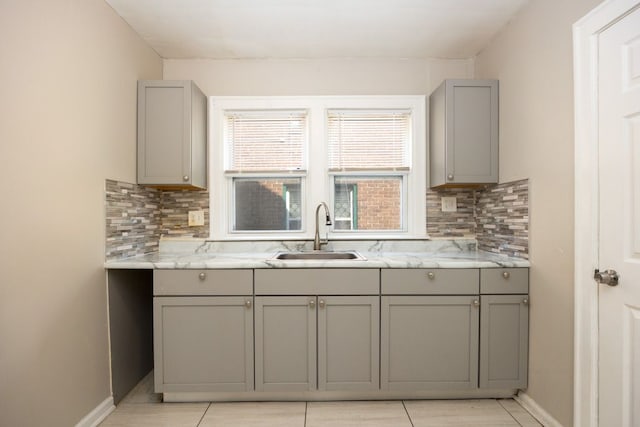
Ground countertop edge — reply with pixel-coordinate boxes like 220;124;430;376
104;252;530;270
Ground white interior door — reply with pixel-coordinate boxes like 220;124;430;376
597;5;640;426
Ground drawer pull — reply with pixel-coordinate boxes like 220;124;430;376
522;298;529;306
427;271;435;280
502;271;510;279
245;300;252;309
472;299;480;307
309;299;315;309
198;272;206;281
319;299;325;308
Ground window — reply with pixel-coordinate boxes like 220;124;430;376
224;110;307;233
210;96;426;240
328;109;410;232
233;178;302;231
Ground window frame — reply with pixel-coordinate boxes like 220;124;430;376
209;96;427;240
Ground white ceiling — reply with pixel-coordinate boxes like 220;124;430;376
105;0;529;60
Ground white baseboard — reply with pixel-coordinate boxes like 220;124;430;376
515;391;563;427
75;396;115;427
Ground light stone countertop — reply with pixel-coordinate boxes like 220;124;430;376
104;239;530;269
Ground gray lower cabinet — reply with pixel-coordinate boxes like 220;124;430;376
153;296;254;393
480;294;529;389
150;267;529;398
479;268;529;389
254;295;380;392
318;296;380;391
254;296;317;392
381;295;479;390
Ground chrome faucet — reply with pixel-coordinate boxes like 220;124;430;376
314;202;332;250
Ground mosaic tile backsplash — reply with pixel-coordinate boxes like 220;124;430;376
160;189;209;238
106;180;209;260
106;178;528;260
426;188;476;238
105;180;161;259
476;179;529;258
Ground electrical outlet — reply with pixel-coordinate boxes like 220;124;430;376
441;197;457;212
188;210;205;226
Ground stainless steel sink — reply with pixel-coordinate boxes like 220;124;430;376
272;251;365;261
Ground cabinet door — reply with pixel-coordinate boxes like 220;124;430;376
255;296;317;391
381;296;479;390
317;296;380;391
446;80;498;185
137;80;207;189
480;295;529;389
153;296;253;393
429;79;498;187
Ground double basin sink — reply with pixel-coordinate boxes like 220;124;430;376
272;250;366;261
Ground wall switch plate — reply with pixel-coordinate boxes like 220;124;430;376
441;197;457;212
188;210;205;226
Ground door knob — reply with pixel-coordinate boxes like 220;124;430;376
594;269;619;286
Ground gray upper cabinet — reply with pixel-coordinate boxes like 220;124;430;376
429;79;498;188
137;80;207;189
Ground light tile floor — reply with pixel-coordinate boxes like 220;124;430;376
100;374;543;426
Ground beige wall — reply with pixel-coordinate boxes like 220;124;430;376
164;58;474;95
0;1;161;425
475;0;602;425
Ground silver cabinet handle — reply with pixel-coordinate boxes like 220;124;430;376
245;300;252;309
309;299;315;308
522;298;529;306
319;299;325;308
472;299;480;307
427;271;435;280
447;174;454;181
183;175;190;181
198;272;206;280
502;271;510;279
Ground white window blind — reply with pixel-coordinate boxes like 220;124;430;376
225;110;306;172
327;109;411;171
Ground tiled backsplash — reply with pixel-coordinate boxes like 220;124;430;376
426;188;476;238
428;179;529;259
160;189;209;238
427;179;529;259
105;180;161;259
106;178;528;260
476;179;529;258
106;180;209;259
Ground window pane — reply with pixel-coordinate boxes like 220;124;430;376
328;110;410;170
233;178;302;231
333;176;402;231
226;110;306;171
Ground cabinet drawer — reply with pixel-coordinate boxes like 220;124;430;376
255;269;379;295
153;269;252;296
480;268;528;294
381;269;479;295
